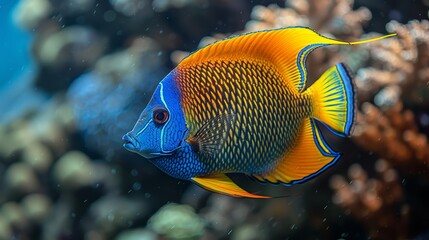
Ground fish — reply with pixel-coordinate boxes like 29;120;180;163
122;27;395;198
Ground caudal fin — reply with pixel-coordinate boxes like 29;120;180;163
307;63;355;136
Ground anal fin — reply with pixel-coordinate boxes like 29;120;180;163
192;173;269;198
252;118;340;185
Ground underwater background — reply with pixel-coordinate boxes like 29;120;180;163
0;0;429;239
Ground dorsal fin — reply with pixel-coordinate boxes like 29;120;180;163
179;27;395;92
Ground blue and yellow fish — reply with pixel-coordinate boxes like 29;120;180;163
123;27;394;198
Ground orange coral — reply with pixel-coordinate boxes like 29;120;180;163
356;20;429;104
353;101;429;173
330;160;409;240
247;0;371;38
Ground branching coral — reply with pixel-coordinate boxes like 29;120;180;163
246;0;371;37
330;160;409;240
351;19;429;174
355;20;429;105
353;102;429;173
332;20;429;239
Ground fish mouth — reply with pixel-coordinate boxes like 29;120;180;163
122;133;175;159
122;133;183;159
122;133;140;152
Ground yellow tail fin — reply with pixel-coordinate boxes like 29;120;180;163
308;63;355;136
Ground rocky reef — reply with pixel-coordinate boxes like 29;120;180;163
1;0;429;239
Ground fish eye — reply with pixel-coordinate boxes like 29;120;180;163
153;107;169;125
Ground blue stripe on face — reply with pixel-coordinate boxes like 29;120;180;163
157;71;188;153
159;82;170;153
136;119;153;136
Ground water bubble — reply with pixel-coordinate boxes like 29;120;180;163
131;169;139;177
103;10;117;22
107;213;115;222
132;182;141;191
419;113;429;126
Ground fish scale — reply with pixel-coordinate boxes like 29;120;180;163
176;59;311;174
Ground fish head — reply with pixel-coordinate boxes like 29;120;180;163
123;72;187;159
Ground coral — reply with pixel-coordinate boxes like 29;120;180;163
110;0;150;16
0;217;12;240
115;228;156;240
333;20;429;239
330;160;408;239
246;0;371;37
0;97;121;239
66;38;165;159
53;151;99;190
199;195;252;236
83;195;148;238
152;0;209;12
355;20;429;105
22;141;53;173
0;202;29;233
0;98;74;161
231;223;269;240
32;26;108;91
353;102;429;172
34;26;107;68
189;193;306;239
13;0;52;30
350;19;429;175
21;194;52;223
147;203;205;240
3;162;40;198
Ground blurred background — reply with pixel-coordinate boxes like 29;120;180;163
1;0;429;239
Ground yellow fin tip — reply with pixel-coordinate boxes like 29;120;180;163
349;33;397;45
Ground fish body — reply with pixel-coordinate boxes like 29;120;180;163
123;27;394;198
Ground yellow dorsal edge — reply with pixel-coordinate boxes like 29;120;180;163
178;27;396;92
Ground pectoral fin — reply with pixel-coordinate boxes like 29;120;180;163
186;114;235;159
192;173;270;198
